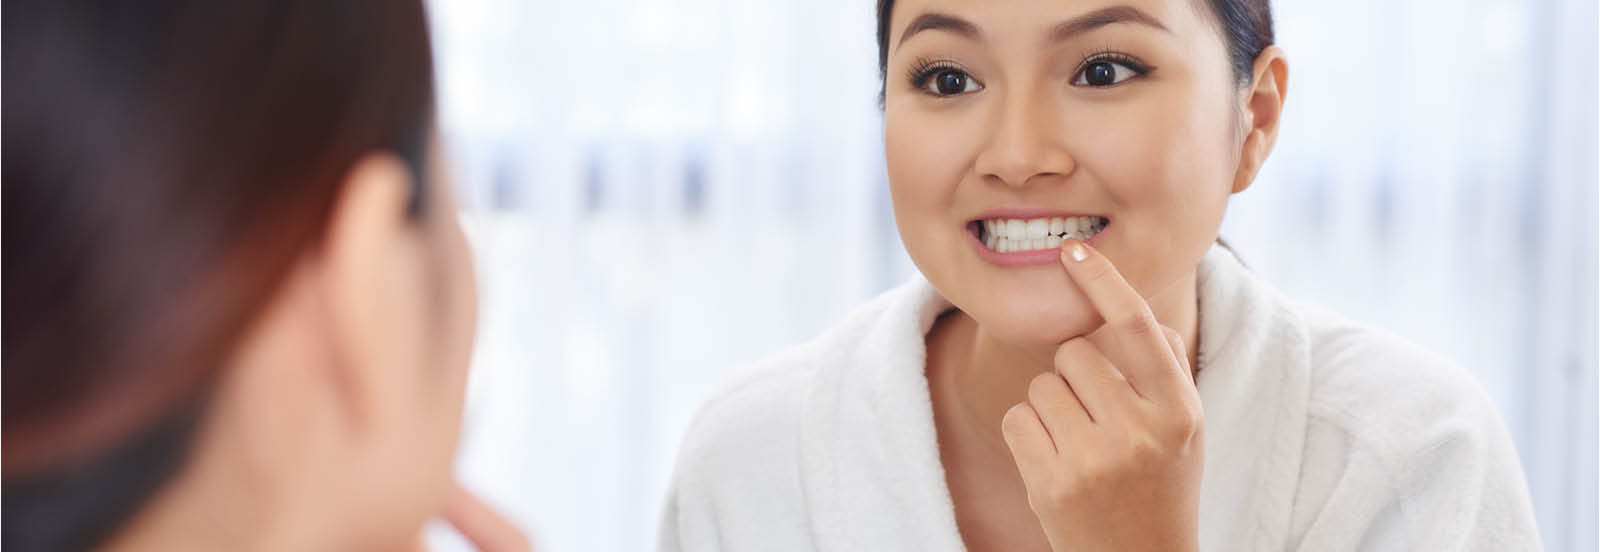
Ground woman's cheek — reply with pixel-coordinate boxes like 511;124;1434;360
887;116;968;253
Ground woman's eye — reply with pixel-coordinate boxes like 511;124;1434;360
1072;60;1142;87
923;70;982;96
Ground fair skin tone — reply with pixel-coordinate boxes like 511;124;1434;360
883;0;1286;550
101;139;529;552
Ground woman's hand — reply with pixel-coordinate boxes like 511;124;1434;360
1000;240;1204;552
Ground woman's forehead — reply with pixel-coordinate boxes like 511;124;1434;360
887;0;1207;46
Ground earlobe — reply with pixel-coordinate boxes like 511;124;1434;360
1232;46;1290;195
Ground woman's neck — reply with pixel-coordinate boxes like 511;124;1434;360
929;271;1202;460
101;358;357;551
100;435;303;552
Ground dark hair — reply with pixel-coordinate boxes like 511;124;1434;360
875;0;1275;90
2;0;436;548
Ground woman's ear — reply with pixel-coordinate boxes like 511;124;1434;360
316;152;423;430
1232;46;1289;195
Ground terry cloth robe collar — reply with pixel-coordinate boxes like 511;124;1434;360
798;245;1312;550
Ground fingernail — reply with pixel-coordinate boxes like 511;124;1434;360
1066;242;1089;262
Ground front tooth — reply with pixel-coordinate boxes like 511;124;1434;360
1026;219;1048;238
1046;235;1063;248
1029;238;1044;250
1049;217;1065;235
1006;219;1025;238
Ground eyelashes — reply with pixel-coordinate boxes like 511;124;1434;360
1075;48;1152;84
906;58;973;90
902;49;1156;97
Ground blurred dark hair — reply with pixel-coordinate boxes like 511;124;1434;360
874;0;1275;95
2;0;436;548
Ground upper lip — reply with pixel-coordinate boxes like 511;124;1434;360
967;208;1107;223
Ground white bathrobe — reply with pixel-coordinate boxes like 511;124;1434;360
659;246;1541;551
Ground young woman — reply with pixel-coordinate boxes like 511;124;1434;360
660;0;1541;550
2;1;525;550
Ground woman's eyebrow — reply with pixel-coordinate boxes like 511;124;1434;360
897;12;980;48
896;5;1171;50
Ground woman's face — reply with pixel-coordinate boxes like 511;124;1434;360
884;0;1245;347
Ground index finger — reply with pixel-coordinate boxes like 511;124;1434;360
1059;239;1182;394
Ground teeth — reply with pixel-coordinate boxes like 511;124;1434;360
977;215;1107;253
1025;219;1048;238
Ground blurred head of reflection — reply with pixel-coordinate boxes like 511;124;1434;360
3;1;478;549
879;0;1286;350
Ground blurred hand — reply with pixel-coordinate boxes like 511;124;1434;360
414;482;531;552
1000;240;1204;552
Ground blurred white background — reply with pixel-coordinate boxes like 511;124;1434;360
422;0;1598;550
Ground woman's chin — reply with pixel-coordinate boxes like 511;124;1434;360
969;291;1100;350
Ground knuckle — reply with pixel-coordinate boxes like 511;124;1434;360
1161;325;1182;341
1092;363;1128;386
1162;326;1184;349
1030;474;1084;512
1159;403;1204;442
1077;455;1116;481
1127;434;1164;463
1117;310;1161;336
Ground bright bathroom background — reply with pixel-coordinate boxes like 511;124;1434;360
422;1;1599;550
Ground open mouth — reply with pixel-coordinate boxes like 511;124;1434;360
970;215;1109;253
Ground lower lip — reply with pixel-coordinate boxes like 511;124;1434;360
968;225;1108;267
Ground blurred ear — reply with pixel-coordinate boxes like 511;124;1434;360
317;153;420;429
1231;46;1289;194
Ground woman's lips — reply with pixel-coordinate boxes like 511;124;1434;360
968;214;1109;267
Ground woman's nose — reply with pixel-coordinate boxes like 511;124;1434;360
971;90;1076;188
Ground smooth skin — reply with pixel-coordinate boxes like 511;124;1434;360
885;0;1286;550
